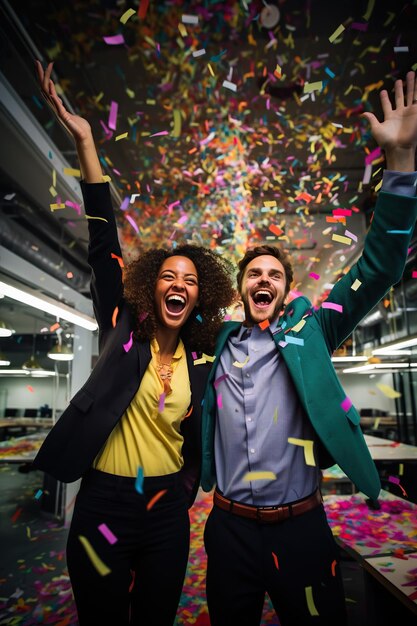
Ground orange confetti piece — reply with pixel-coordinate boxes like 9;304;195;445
111;252;125;268
138;0;150;20
50;322;60;332
11;507;23;523
27;385;34;393
269;224;284;237
259;319;270;330
66;271;74;279
331;559;337;576
146;489;168;511
272;552;279;569
184;405;194;419
112;306;119;328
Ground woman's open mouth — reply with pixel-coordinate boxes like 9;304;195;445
165;294;186;315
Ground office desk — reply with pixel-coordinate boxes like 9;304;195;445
323;491;417;621
364;434;417;461
0;418;53;440
0;432;47;463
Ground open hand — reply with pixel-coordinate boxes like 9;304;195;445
362;71;417;152
35;60;92;144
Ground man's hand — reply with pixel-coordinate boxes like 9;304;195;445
362;71;417;172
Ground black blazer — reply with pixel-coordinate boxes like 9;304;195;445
33;182;210;506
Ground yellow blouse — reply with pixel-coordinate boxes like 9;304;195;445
93;338;191;477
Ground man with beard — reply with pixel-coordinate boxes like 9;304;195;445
201;71;417;626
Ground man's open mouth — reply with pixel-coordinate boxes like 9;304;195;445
251;290;273;308
165;294;186;314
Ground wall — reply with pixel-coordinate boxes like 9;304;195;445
337;372;397;414
0;376;69;415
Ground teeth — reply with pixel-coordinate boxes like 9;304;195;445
167;295;186;304
256;290;271;296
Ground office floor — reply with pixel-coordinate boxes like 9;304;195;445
0;464;372;626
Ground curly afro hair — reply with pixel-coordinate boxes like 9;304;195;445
123;244;235;354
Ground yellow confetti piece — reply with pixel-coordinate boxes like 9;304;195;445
172;109;182;137
362;0;375;21
273;407;278;423
305;586;319;616
78;535;111;576
233;355;250;368
202;353;216;363
207;63;215;77
50;203;66;211
332;234;352;245
329;24;345;43
52;169;56;188
193;357;207;365
115;132;128;141
303;81;323;94
126;88;135;98
376;383;401;399
63;167;81;177
288;438;315;466
178;23;188;37
263;200;277;207
291;319;306;333
243;471;277;482
399;463;404;476
120;7;136;23
102;175;111;182
351;279;362;291
49;185;57;197
26;526;31;539
85;215;109;223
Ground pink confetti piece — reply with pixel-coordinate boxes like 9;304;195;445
344;229;358;243
123;331;133;353
177;215;188;225
341;396;352;412
138;312;149;323
412;271;417;278
322;302;343;313
333;208;352;216
98;523;118;545
149;130;169;137
365;147;382;165
214;373;229;388
65;200;81;215
309;272;320;280
159;393;166;412
388;475;400;485
125;214;139;234
108;101;118;131
217;393;223;409
191;351;198;360
103;34;125;45
278;340;288;348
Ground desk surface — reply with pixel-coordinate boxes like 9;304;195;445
363;553;417;614
0;418;53;429
364;434;417;461
323;491;417;558
0;432;47;463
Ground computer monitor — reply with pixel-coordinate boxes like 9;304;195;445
23;408;38;418
4;408;18;417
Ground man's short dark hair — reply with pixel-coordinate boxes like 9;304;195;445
236;245;294;298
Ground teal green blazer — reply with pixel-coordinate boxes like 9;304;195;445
201;191;417;500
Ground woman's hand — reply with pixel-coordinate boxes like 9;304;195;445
362;71;417;171
35;60;93;145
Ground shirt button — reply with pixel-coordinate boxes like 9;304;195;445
250;448;255;454
247;417;252;422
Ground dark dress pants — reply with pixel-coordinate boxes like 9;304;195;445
66;469;190;626
204;502;348;626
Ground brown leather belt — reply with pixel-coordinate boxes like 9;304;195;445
213;489;322;524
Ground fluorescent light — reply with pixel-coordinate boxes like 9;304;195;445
331;356;368;362
342;364;375;374
0;369;56;376
47;344;74;361
0;280;98;331
372;337;417;355
371;349;412;356
0;320;14;337
343;362;412;374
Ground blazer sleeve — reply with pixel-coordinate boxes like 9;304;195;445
316;190;417;353
81;181;124;333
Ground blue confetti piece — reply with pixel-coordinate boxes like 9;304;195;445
135;467;144;494
196;314;203;323
34;489;43;500
387;227;412;235
284;335;305;346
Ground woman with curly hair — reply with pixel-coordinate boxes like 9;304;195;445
33;62;235;626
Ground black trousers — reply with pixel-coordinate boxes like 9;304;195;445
66;468;190;626
204;500;348;626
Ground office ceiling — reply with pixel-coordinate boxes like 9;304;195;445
0;0;417;328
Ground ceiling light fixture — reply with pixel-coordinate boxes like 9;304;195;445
0;319;14;337
0;280;98;331
47;343;74;361
331;356;368;363
372;337;417;355
0;351;10;366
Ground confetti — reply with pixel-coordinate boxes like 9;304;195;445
332;234;352;245
272;552;279;569
305;586;319;616
98;523;118;545
341;396;352;412
214;373;229;388
233;355;250;368
329;24;345;43
63;167;81;177
182;14;199;24
120;8;136;24
288;438;315;466
309;272;320;280
351;279;362;291
112;306;119;328
284;336;304;346
123;331;133;353
159;392;166;412
78;535;111;576
222;80;237;92
138;0;150;20
243;471;277;481
146;489;168;511
322;302;343;313
376;383;401;399
290;319;306;333
259;319;270;331
103;34;125;45
85;215;109;223
135;466;144;494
